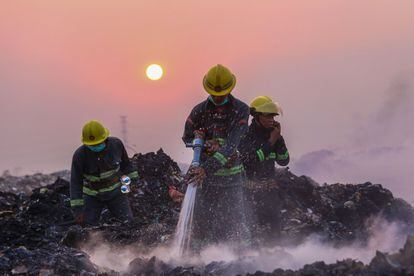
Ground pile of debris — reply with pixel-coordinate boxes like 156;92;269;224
1;149;414;274
0;245;100;275
0;149;182;248
0;149;182;274
275;168;414;245
130;149;183;226
0;170;70;194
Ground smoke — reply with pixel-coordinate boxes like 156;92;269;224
357;77;414;146
291;77;414;203
82;217;408;274
81;232;143;272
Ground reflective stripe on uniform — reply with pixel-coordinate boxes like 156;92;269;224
127;171;139;179
100;168;119;178
256;149;265;162
268;152;276;159
214;164;244;176
83;182;121;196
83;187;98;196
277;150;289;160
83;174;100;182
216;138;226;146
213;152;227;165
70;199;84;207
83;167;120;183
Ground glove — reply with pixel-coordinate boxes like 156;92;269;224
74;212;84;226
130;178;141;193
185;166;206;186
205;139;220;155
193;130;205;139
168;186;184;203
268;121;281;146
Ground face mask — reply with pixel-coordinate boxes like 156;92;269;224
87;142;106;152
208;95;229;106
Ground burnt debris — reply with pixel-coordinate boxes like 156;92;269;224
1;150;414;275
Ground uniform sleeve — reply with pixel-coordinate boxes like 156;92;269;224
239;131;272;164
201;104;249;172
119;140;139;181
70;151;85;214
274;136;290;166
182;106;199;145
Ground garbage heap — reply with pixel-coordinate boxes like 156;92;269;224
1;149;414;275
275;168;414;245
0;170;70;194
0;149;182;274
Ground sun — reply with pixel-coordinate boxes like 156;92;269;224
146;64;163;80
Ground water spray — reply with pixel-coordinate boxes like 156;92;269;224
173;137;204;256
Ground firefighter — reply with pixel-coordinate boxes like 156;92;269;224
239;96;290;245
70;120;139;226
182;64;250;250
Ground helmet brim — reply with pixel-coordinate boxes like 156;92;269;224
254;102;283;115
203;74;236;96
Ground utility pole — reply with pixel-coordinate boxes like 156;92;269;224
120;115;129;149
120;115;137;154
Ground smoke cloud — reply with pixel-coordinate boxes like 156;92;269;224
291;77;414;203
83;217;408;274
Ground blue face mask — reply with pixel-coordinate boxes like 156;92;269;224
208;95;229;106
87;143;106;152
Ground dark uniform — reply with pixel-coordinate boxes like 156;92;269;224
70;137;139;225
239;120;289;244
183;95;250;249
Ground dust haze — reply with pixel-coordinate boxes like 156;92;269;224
83;216;407;274
292;77;414;202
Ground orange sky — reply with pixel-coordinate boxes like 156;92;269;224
1;1;414;198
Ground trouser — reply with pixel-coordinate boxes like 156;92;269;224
245;181;282;246
84;192;133;226
191;174;250;251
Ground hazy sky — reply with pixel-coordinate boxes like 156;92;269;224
1;1;413;199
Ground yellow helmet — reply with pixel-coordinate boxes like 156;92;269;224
250;96;283;115
81;120;109;146
203;64;236;96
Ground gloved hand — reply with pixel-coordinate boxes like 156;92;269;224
268;121;281;146
130;183;139;194
205;139;220;154
168;186;184;203
193;130;205;139
129;178;141;193
74;212;85;226
185;166;206;186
